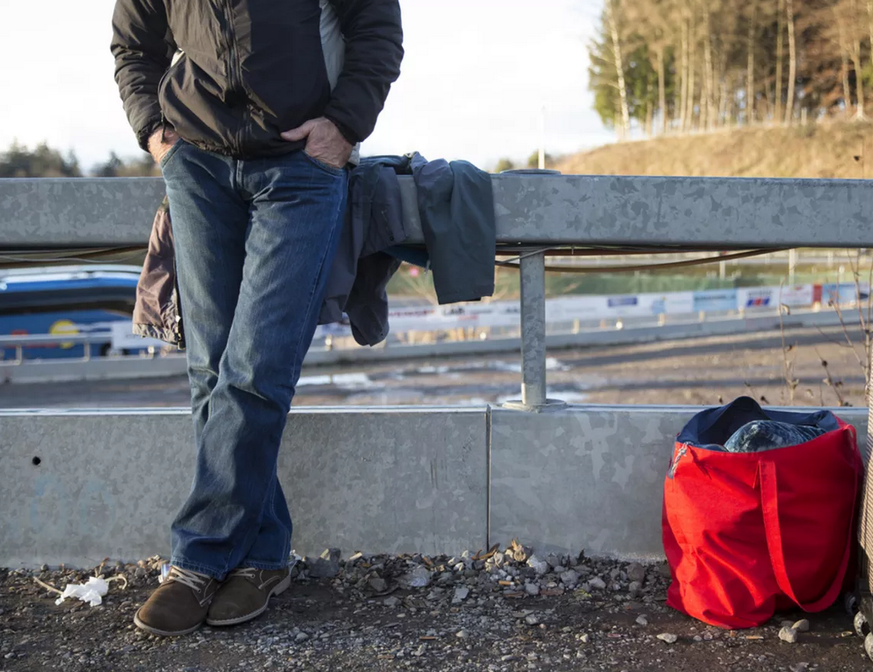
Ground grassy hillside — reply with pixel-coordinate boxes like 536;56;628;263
556;120;873;179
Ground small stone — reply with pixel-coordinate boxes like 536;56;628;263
384;596;400;608
524;582;540;596
635;615;648;626
693;635;703;642
626;563;646;583
656;633;678;644
793;619;810;633
527;555;549;576
789;664;810;672
628;581;642;597
455;629;469;639
578;633;590;644
546;553;563;568
413;645;426;657
560;570;579;586
452;587;470;604
779;627;798;644
407;566;432;588
368;578;387;593
780;620;795;629
135;567;147;579
295;632;310;643
525;614;540;626
588;577;606;591
308;548;341;579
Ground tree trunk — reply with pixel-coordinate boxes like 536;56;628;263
837;10;852;117
746;1;756;124
785;0;796;125
702;2;715;130
657;47;667;134
673;59;682;130
687;61;697;130
843;55;852;117
775;0;784;123
686;18;697;130
868;0;873;70
607;0;631;138
853;46;867;119
646;77;655;136
679;19;689;132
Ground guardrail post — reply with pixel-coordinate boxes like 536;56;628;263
521;252;547;407
504;250;566;412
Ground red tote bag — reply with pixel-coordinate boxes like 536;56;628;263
662;397;862;629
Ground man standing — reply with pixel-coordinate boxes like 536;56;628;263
111;0;402;636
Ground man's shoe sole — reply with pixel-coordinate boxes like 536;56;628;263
206;574;291;627
133;609;205;637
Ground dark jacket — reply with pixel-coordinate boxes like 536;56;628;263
111;0;403;156
319;153;496;345
134;154;496;348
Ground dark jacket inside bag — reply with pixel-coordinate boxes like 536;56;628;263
662;396;862;629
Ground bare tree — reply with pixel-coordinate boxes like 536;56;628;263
607;0;632;137
785;0;797;123
776;0;785;123
746;0;758;124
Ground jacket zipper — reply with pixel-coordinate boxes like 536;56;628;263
157;65;172;142
222;0;244;154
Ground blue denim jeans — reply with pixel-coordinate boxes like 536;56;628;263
160;141;348;579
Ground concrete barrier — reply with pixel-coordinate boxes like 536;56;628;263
1;404;865;568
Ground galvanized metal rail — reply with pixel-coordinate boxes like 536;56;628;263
4;175;873;409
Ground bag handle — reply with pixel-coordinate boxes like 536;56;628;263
759;457;857;612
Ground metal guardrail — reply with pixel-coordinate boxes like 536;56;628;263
0;334;111;346
4;176;873;409
5;176;873;567
0;333;119;364
5;175;873;248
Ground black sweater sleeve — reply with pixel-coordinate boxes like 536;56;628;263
324;0;404;144
111;0;175;150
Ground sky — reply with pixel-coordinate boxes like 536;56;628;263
0;0;612;171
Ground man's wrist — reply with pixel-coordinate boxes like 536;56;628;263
137;117;165;152
324;115;358;146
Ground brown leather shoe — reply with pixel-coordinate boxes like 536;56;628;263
206;566;291;626
134;566;220;637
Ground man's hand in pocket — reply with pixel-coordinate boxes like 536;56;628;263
148;127;180;165
281;118;352;169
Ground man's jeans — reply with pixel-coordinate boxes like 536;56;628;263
160;141;348;579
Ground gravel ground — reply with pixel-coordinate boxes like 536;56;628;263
1;548;870;672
